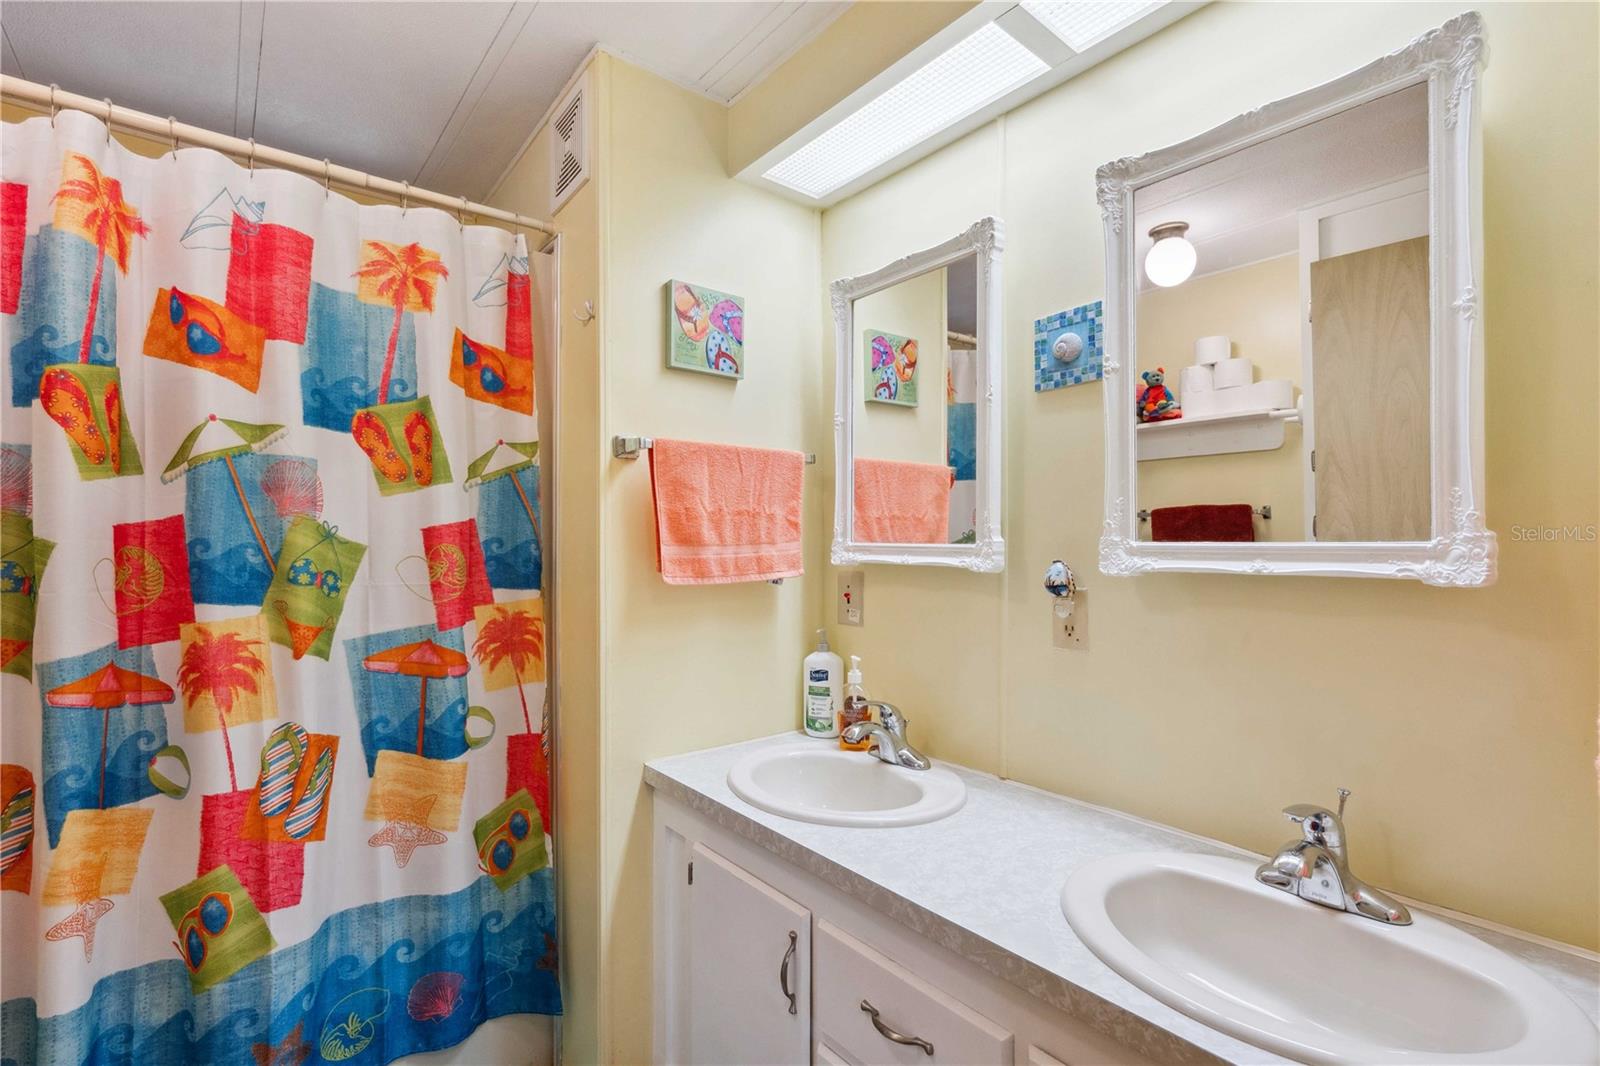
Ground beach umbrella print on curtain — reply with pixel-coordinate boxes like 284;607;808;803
361;639;470;758
163;415;324;606
45;660;175;809
465;440;541;590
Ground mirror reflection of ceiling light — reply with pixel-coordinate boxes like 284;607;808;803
761;23;1049;199
1022;1;1168;52
1144;221;1197;287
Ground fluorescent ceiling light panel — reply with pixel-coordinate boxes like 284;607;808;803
762;23;1049;199
1022;1;1166;51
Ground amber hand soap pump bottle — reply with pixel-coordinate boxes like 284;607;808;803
839;655;871;751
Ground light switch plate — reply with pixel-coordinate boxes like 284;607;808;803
1052;593;1087;648
838;570;865;626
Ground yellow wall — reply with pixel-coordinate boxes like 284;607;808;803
486;57;610;1065
854;268;947;463
1136;254;1306;541
820;1;1599;949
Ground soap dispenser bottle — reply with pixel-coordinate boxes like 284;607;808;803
839;656;871;751
802;630;843;738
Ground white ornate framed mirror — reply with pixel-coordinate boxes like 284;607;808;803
830;218;1004;571
1097;13;1494;586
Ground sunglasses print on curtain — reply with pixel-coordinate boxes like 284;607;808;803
159;864;276;992
142;287;267;392
473;789;548;892
1;508;55;679
450;328;533;415
415;520;494;630
106;514;195;649
263;517;366;661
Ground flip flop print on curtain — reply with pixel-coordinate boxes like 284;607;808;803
350;240;451;494
35;153;147;479
163;415;321;606
262;517;365;661
1;764;37;893
465;440;542;590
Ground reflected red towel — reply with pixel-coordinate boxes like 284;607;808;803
1150;504;1256;542
649;439;804;584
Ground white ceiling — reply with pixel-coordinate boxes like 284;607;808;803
0;0;847;201
1133;82;1428;287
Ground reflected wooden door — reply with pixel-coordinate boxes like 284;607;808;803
1311;235;1430;541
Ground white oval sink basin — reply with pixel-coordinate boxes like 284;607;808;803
1062;853;1597;1064
727;742;965;827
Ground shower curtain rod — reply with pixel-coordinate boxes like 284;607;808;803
1;75;556;243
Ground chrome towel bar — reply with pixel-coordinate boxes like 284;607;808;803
1138;505;1271;522
612;436;815;464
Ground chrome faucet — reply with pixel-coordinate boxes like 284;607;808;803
841;702;931;771
1255;788;1411;925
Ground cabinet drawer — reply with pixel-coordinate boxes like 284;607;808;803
814;919;1013;1065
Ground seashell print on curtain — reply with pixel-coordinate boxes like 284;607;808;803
0;108;558;1065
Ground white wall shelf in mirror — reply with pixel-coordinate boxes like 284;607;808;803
1097;13;1494;586
830;217;1004;571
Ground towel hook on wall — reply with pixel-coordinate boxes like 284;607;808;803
573;300;596;326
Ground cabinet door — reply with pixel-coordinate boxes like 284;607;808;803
687;842;811;1065
814;919;1012;1065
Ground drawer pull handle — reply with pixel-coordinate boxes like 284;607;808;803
860;999;934;1056
779;931;798;1015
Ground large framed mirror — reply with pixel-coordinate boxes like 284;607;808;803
830;218;1004;571
1097;13;1494;586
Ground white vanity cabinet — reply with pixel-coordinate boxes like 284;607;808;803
653;793;1154;1066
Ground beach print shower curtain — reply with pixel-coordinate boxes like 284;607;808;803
0;109;559;1065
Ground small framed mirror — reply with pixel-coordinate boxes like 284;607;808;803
1096;13;1494;586
830;218;1004;571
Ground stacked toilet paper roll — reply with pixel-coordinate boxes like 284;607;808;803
1179;365;1214;396
1195;335;1231;365
1212;357;1254;389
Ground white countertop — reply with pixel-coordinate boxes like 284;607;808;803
644;732;1600;1066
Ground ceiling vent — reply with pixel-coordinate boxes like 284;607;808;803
550;75;590;215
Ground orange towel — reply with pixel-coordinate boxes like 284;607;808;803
649;439;804;585
853;458;953;544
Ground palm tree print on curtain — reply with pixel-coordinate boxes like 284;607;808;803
473;598;549;832
40;153;148;479
350;241;451;494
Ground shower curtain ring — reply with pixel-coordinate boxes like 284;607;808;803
103;98;113;143
459;196;468;231
323;159;332;197
247;138;256;175
168;117;179;160
401;181;410;216
48;84;58;127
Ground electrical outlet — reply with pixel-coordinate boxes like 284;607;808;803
837;570;865;626
1051;593;1087;648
